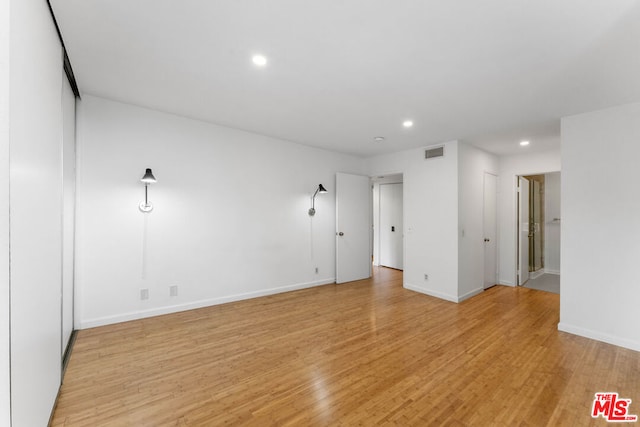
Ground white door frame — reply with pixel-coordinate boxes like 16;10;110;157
512;170;561;287
518;176;530;286
372;174;404;269
379;182;404;270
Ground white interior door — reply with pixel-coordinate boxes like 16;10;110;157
336;173;371;283
483;173;497;289
518;176;530;286
379;183;403;270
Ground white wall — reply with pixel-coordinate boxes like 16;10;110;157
75;95;365;328
497;149;561;286
9;0;65;425
0;0;10;422
367;142;459;302
544;172;561;274
560;102;640;352
458;143;499;300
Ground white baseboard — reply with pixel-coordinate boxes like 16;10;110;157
498;280;515;287
529;270;544;280
544;269;561;275
558;322;640;352
403;283;459;303
80;278;336;329
403;284;483;303
458;288;484;302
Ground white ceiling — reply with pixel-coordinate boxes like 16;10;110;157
50;0;640;157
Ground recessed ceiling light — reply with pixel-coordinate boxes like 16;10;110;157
252;55;267;67
374;136;385;142
403;120;414;128
520;140;530;146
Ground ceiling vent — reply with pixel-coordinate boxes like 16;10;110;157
425;146;444;159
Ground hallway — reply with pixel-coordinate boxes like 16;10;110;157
524;273;560;294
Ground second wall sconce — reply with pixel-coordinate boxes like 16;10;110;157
139;168;157;213
308;183;327;216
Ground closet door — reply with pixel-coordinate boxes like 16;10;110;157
61;74;76;356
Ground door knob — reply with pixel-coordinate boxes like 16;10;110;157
338;232;344;236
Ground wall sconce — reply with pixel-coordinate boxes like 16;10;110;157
308;184;327;216
139;168;156;212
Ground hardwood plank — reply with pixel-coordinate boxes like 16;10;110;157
51;268;640;426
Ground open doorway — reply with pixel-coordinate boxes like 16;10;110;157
523;174;545;279
372;174;404;271
517;171;560;293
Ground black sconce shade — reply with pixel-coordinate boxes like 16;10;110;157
141;168;156;184
309;183;328;216
139;168;156;212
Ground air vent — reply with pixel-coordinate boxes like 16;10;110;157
425;146;444;159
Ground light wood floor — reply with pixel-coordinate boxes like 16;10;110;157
52;267;640;426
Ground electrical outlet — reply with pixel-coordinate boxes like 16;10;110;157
140;289;149;300
170;285;178;297
424;274;428;281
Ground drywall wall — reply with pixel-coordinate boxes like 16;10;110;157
75;95;365;328
544;172;561;274
368;141;497;302
9;0;65;425
367;142;459;302
497;149;560;285
560;102;640;352
0;0;10;422
458;143;499;300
